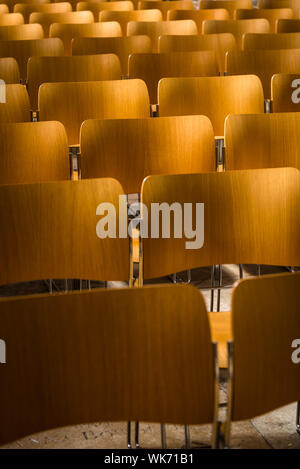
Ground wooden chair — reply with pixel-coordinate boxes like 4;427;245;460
0;84;31;122
0;57;20;83
0;38;64;83
272;73;300;112
258;0;300;16
0;284;218;448
158;33;236;75
50;22;122;55
199;0;253;19
0;23;44;41
127;20;198;52
80;115;216;194
243;32;300;50
277;18;300;32
0;12;24;25
1;0;49;13
38;79;150;146
235;8;293;33
129;51;218;104
77;1;134;21
225;112;300;170
14;2;72;23
168;8;230;29
0;4;9;14
72;35;151;76
158;75;264;137
138;1;194;21
99;9;163;36
226;49;300;100
0;178;130;284
0;121;70;183
29;11;94;37
27;54;122;109
223;272;300;447
203;19;270;49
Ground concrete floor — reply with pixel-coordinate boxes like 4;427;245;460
0;264;299;449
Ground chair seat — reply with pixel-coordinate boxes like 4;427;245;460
208;311;232;369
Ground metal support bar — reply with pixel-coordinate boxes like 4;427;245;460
184;425;191;449
161;424;167;449
296;402;300;435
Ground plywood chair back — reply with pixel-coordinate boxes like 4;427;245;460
0;121;70;183
138;0;194;20
100;9;162;35
259;0;300;16
0;4;9;14
199;0;253;19
38;79;150;146
235;8;293;32
2;0;49;13
0;57;20;83
0;23;44;41
14;2;72;23
168;8;230;28
158;75;264;137
272;73;300;112
0;83;30;122
0;12;24;25
29;10;94;37
77;0;134;21
243;32;300;50
277;18;300;32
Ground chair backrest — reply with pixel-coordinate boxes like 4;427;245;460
0;11;24;25
99;9;163;35
199;0;253;19
38;79;150;146
0;23;44;41
158;75;264;137
129;51;218;104
29;10;94;37
0;121;70;183
14;2;72;23
168;8;230;29
138;0;194;20
272;73;300;112
80;115;216;194
0;83;30;122
259;0;299;15
127;19;198;52
0;4;9;14
1;0;49;13
0;57;20;83
140;168;300;280
225;112;300;170
243;32;300;50
72;35;152;76
0;283;217;445
277;18;300;32
235;8;293;33
228;272;300;426
77;0;134;21
158;33;236;74
0;38;64;83
226;49;300;99
203;19;270;49
0;177;129;284
28;54;121;109
50;21;122;55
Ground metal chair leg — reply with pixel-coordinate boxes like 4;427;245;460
135;421;139;448
217;264;222;312
296;402;300;435
210;265;215;312
161;424;167;449
127;421;131;449
184;424;191;449
239;264;243;279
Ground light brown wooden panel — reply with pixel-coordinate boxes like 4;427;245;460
138;0;194;20
168;8;230;28
203;18;270;49
230;272;300;422
225;112;300;170
272;73;300;112
0;57;20;83
28;54;121;109
129;51;218;104
77;1;134;21
29;10;94;37
0;4;9;14
72;35;151;75
277;18;300;32
158;33;236;74
0;12;24;25
226;49;300;99
0;38;64;82
51;22;122;55
39;79;150;146
0;121;70;183
236;8;293;32
0;284;216;445
243;32;300;50
209;311;231;368
100;9;162;35
1;0;49;13
158;75;264;137
127;19;197;52
0;83;30;122
80;115;216;193
200;0;252;19
259;0;300;16
14;2;72;23
0;178;129;284
0;23;44;41
141;168;300;280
